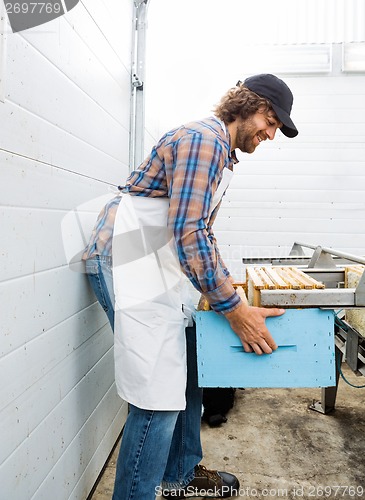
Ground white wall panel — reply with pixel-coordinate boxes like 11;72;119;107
0;196;116;282
0;320;111;463
214;217;365;235
79;0;133;69
0;151;116;211
219;205;365;220
0;265;97;356
1;347;116;499
0;0;133;498
0;100;127;183
70;400;127;500
225;188;363;204
19;15;130;131
236;0;365;44
6;39;125;161
230;174;365;191
36;391;128;500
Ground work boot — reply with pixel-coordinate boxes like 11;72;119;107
161;464;240;498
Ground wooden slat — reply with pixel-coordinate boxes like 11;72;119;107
246;276;262;306
246;266;326;293
235;285;249;306
288;267;325;289
197;295;210;311
233;282;246;288
263;267;289;289
246;267;265;289
257;269;277;289
275;268;302;289
285;267;314;289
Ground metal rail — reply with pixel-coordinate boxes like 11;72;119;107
292;241;365;266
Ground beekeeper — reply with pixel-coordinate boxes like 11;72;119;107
83;74;298;500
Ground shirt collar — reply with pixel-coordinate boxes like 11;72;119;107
231;150;239;164
213;116;239;165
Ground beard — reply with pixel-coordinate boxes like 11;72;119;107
235;117;260;154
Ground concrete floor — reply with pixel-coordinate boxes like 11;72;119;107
89;364;365;500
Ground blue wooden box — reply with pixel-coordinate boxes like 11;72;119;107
195;309;335;388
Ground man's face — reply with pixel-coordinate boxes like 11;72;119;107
235;109;282;154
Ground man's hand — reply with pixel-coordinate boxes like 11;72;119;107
225;302;285;355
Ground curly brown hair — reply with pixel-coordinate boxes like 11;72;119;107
214;82;273;124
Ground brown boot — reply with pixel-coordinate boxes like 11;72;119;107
161;464;240;498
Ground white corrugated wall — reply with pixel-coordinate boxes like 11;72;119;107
259;0;365;44
216;0;365;277
217;67;365;278
0;1;132;498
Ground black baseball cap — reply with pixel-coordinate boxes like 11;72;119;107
243;74;298;138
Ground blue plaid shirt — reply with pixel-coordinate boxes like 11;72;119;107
83;117;241;313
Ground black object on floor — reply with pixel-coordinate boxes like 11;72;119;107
202;388;236;427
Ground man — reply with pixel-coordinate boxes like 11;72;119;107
83;74;298;500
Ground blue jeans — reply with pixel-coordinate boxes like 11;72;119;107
85;255;115;330
85;256;203;500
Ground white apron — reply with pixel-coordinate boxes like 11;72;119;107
112;167;234;410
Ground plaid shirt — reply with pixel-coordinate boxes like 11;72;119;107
83;116;241;313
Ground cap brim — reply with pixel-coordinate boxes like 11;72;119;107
271;103;298;138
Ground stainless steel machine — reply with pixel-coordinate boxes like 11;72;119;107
242;241;365;414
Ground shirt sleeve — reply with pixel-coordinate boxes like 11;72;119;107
167;132;241;314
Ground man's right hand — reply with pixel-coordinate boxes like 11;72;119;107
224;303;285;355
